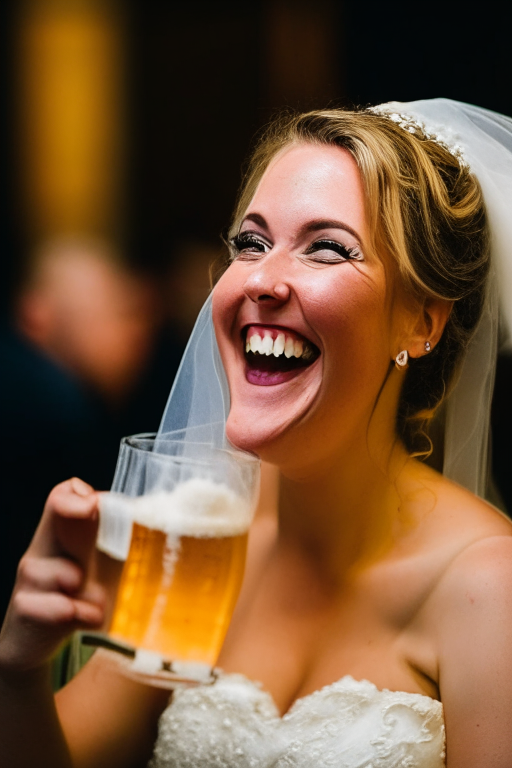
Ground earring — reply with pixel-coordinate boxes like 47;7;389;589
395;350;409;370
424;341;431;352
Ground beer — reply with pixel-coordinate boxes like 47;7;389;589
106;478;251;665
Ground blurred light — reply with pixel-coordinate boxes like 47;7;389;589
17;0;125;242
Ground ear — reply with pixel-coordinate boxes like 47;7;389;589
408;296;453;359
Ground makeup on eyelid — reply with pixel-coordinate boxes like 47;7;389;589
230;232;362;263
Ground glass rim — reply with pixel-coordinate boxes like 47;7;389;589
121;433;260;466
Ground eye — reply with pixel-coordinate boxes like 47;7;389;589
304;239;362;263
229;232;270;261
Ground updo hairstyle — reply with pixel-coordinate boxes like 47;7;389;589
227;109;490;454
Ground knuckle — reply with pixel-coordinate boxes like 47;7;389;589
16;555;38;585
57;560;84;590
11;590;34;619
46;479;97;518
49;596;77;624
44;485;67;515
13;590;76;626
47;479;71;500
49;489;70;513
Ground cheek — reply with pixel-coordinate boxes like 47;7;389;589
310;267;389;335
310;271;392;381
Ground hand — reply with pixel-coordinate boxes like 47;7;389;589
0;478;106;675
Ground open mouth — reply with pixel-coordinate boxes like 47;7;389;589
243;325;320;386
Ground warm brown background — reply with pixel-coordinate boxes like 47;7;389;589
2;0;512;279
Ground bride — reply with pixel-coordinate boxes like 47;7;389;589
1;99;511;768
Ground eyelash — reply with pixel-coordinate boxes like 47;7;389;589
305;239;361;262
229;234;361;263
229;234;268;259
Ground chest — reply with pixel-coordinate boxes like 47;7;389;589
151;673;446;768
218;542;439;713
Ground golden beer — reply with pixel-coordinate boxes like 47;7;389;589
109;523;248;665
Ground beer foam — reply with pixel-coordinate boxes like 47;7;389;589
127;478;251;537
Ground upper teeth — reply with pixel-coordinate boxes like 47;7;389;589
245;330;313;360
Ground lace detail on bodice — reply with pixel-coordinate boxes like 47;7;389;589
149;673;446;768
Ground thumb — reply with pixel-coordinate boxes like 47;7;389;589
30;479;100;569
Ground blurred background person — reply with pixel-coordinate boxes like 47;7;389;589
15;238;156;408
0;237;158;620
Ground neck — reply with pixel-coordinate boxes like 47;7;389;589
275;368;414;579
278;445;410;578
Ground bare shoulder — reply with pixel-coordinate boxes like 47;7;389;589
422;494;512;767
404;464;512;636
411;462;512;549
419;464;512;592
404;469;512;765
437;532;512;607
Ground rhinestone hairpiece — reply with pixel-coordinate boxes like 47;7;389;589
370;103;469;167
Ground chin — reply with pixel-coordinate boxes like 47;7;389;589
224;378;322;464
225;409;283;458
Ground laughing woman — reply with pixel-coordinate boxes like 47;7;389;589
1;100;512;768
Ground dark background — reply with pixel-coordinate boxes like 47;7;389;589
3;0;512;287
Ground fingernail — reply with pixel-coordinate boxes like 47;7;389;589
71;477;94;497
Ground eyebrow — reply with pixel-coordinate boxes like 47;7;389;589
241;213;362;243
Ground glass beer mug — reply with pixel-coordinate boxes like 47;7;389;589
86;434;260;687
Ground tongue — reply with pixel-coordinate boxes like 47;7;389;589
245;352;310;386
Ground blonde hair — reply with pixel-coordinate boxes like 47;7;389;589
228;109;490;452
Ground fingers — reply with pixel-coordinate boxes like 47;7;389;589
45;478;99;520
1;590;104;673
0;478;108;674
17;555;84;595
70;477;95;497
30;478;101;563
13;591;104;628
1;558;106;671
14;555;106;624
1;556;106;673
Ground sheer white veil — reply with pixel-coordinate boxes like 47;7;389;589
373;99;512;499
156;292;230;454
156;98;512;501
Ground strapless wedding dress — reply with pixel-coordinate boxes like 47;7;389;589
149;672;445;767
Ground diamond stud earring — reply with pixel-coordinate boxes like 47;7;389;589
395;350;409;369
425;341;431;352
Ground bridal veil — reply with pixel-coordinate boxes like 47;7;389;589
156;98;512;503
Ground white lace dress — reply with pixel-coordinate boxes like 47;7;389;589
149;673;445;767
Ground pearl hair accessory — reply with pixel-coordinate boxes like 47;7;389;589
425;341;431;352
370;103;469;167
395;350;409;370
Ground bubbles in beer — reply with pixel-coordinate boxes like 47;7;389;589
104;479;251;666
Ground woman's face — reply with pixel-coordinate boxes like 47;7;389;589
213;143;404;472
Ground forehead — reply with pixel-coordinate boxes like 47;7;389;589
246;143;368;237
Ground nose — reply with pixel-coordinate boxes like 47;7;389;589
243;256;291;305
